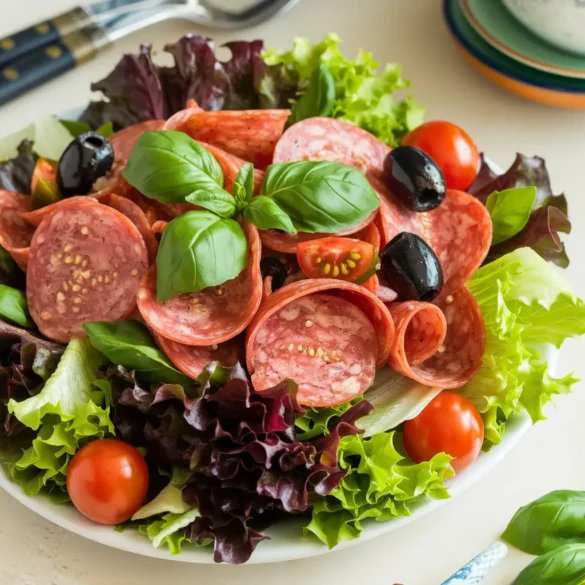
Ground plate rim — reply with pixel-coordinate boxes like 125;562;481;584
443;0;585;94
461;0;585;79
0;133;555;564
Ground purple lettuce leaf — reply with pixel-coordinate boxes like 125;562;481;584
81;35;293;131
0;139;37;194
468;153;572;267
106;363;370;564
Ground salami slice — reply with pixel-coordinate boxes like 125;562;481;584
258;212;378;254
388;287;484;388
27;198;149;342
104;194;158;264
172;110;290;169
152;220;167;235
137;222;262;346
273;117;390;174
163;103;204;131
110;120;166;167
246;279;395;407
19;196;97;227
198;142;265;194
152;331;241;380
355;221;381;252
374;181;492;301
0;191;35;269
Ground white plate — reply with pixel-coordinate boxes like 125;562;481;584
0;145;553;564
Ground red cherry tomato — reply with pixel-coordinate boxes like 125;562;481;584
403;392;484;473
297;237;378;284
66;439;149;525
31;158;57;192
402;121;480;190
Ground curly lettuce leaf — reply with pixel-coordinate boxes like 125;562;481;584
295;396;361;440
263;33;424;146
5;338;114;498
0;139;37;194
305;432;453;548
463;248;585;447
138;510;202;555
132;467;191;520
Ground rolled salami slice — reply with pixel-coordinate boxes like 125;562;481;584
246;279;395;407
169;109;290;169
198;142;264;194
27;198;149;342
388;287;484;389
0;191;35;269
137;222;262;346
152;330;241;380
273;117;390;174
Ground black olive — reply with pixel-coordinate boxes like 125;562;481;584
380;232;443;302
383;146;446;212
57;131;114;198
260;257;288;291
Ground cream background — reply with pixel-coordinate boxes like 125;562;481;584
1;1;585;583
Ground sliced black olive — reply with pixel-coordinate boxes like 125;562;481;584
260;257;288;291
380;232;443;302
383;146;446;212
57;131;114;198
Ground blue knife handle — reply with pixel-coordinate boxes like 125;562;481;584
0;7;94;69
0;23;107;106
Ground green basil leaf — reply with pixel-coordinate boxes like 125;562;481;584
242;196;297;234
261;161;379;233
287;64;336;128
156;211;248;302
83;320;192;386
59;120;91;138
486;186;537;245
234;162;254;208
185;189;236;218
512;544;585;585
503;491;585;555
0;284;33;328
96;121;114;138
122;131;225;204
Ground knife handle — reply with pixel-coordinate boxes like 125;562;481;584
0;7;95;69
0;24;107;106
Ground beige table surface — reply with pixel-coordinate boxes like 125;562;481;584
1;1;585;583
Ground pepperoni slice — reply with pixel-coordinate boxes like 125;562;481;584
137;222;262;346
163;104;204;131
104;194;158;264
388;288;484;388
110;120;166;167
246;279;395;407
0;191;35;269
173;110;290;169
198;142;265;194
374;181;492;301
152;331;241;380
273;117;390;174
19;196;97;227
27;199;149;342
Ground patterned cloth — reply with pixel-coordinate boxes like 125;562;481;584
441;542;508;584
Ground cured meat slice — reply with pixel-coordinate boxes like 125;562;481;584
355;221;381;252
19;196;97;227
152;221;167;235
258;212;378;254
0;191;35;269
104;194;158;264
110;119;166;167
152;331;241;380
273;117;390;174
246;279;395;407
388;287;484;389
27;198;149;342
374;181;492;301
198;142;265;194
137;222;262;346
163;103;204;131
172;110;290;169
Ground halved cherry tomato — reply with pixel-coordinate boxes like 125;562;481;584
297;237;378;284
66;438;149;525
402;121;479;190
403;392;484;474
30;158;57;192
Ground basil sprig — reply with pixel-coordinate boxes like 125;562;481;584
286;64;336;128
0;284;34;328
512;544;585;585
156;211;248;302
261;161;379;233
83;320;192;385
123;130;380;301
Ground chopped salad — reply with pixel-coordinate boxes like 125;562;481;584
0;34;584;564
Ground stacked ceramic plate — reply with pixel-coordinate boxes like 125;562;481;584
444;0;585;108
